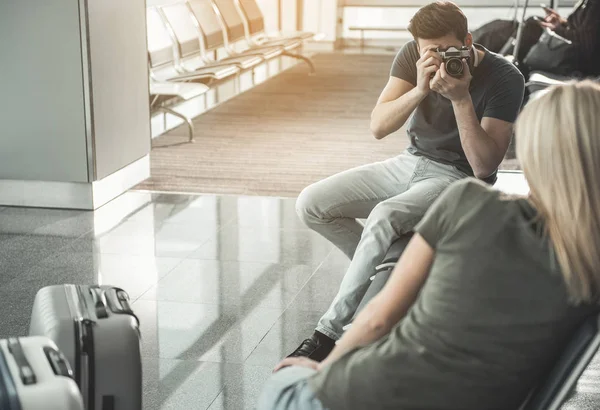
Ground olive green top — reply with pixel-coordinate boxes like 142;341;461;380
309;179;597;410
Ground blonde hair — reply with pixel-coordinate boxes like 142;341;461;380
516;81;600;304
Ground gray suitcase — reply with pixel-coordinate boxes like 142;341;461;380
28;285;141;410
0;336;84;410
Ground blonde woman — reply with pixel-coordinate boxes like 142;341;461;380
258;81;600;410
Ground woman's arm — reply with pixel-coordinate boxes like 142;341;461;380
554;0;600;53
317;234;435;369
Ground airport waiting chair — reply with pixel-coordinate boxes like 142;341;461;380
235;0;317;45
211;0;316;74
186;0;283;66
215;0;300;51
149;80;209;142
525;71;600;103
520;313;600;410
147;6;228;142
160;2;264;73
147;6;240;84
525;71;574;101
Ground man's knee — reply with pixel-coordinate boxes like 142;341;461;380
296;182;325;225
365;200;421;234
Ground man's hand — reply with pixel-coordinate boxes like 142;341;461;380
541;7;567;30
429;60;472;102
415;47;442;96
273;356;320;373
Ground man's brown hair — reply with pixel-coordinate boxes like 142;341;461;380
407;1;469;42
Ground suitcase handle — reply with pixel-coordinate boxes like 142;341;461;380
105;288;133;315
43;346;74;379
89;287;109;319
103;287;140;325
7;338;36;385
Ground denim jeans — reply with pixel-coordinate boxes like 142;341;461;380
296;151;467;339
257;367;327;410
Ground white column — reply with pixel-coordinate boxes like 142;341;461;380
303;0;338;41
256;0;282;33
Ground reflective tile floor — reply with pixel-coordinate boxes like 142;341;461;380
0;173;598;409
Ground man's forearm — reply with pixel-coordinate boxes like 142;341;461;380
370;88;427;139
452;98;502;178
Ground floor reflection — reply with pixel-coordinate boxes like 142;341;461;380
95;192;333;409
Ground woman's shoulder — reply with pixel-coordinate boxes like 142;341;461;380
442;178;526;232
442;178;501;207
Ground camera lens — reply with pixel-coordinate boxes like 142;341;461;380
446;58;463;77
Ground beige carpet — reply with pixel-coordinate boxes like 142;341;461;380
137;53;519;197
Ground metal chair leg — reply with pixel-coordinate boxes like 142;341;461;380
156;106;195;142
282;51;316;76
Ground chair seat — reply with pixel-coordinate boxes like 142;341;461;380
218;54;264;69
170;64;240;81
185;54;261;71
529;71;573;85
239;45;284;60
525;71;573;101
153;65;212;84
528;88;552;102
149;81;209;100
272;31;315;41
256;37;302;51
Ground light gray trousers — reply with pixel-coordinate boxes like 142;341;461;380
296;151;467;339
257;367;326;410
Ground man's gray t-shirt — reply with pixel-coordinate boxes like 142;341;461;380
309;179;597;410
391;42;525;180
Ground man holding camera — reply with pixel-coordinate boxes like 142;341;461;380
277;0;523;382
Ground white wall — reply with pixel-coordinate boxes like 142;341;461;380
280;0;298;32
342;6;574;40
255;0;281;32
303;0;337;41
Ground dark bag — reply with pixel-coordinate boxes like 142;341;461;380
523;29;580;76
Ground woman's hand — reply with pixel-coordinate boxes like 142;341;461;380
541;7;567;30
273;357;320;373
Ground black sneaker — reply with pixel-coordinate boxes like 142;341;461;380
287;331;336;362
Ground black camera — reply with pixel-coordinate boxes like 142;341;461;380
435;46;471;78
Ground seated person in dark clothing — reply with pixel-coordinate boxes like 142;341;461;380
257;81;600;410
539;0;600;76
474;0;600;76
